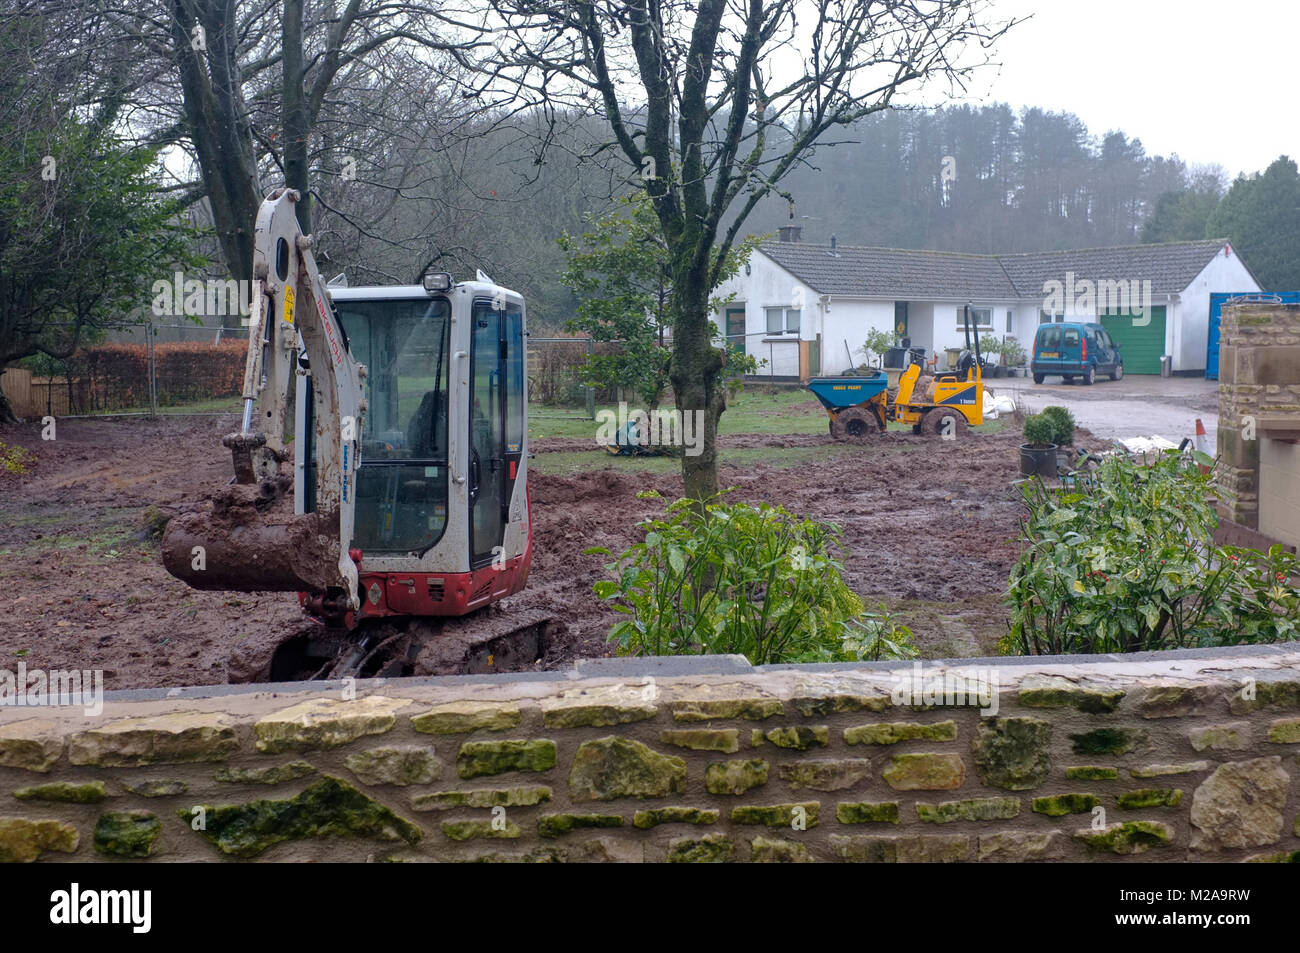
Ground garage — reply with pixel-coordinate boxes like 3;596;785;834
1101;306;1166;375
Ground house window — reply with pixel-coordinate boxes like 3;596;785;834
1005;310;1013;332
1039;311;1054;325
961;307;993;331
765;306;800;335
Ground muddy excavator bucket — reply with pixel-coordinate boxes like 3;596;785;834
162;188;364;606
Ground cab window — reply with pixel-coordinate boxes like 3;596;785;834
1039;327;1061;349
1063;328;1080;348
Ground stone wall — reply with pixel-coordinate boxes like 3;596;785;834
1217;302;1300;544
2;649;1298;863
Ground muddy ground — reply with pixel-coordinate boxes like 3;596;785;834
0;407;1092;690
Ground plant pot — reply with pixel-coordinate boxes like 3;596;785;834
1020;442;1058;478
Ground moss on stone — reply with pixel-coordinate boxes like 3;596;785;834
69;713;238;766
254;697;405;753
1065;766;1118;781
836;801;901;824
124;779;188;797
1069;727;1135;756
753;726;829;750
537;813;624;838
843;720;957;745
410;786;552;812
411;701;521;734
181;776;422;857
569;737;686;801
915;797;1020;823
667;834;734;863
790;694;889;717
729;802;819;828
542;703;657;729
13;781;107;803
0;818;79;862
1116;788;1183;809
1229;680;1300;714
778;759;873;792
94;810;161;858
345;746;441;786
441;819;522;841
1019;683;1124;714
670;699;783;722
658;729;739;753
215;761;316;785
1189;724;1247;752
631;807;719;829
750;836;814;863
1075;821;1172;854
457;739;557;779
1130;761;1209;778
971;718;1052;790
1266;718;1300;743
882;752;966;791
1031;793;1100;816
705;759;769;795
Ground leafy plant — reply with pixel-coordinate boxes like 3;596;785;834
1000;336;1026;366
0;441;34;476
1003;451;1300;655
1039;406;1076;446
1022;414;1056;447
860;328;898;366
587;491;915;665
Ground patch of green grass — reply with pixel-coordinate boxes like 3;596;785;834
530;389;1006;441
530;443;874;477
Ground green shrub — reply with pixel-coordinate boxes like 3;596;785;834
0;441;34;476
1039;405;1076;446
588;491;916;665
1022;414;1056;447
1000;336;1026;366
1003;451;1299;655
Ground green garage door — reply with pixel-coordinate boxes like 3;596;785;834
1101;306;1166;375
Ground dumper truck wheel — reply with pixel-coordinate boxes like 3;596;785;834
920;407;969;439
831;406;880;441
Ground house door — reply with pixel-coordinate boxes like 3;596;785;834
725;307;746;357
894;302;909;340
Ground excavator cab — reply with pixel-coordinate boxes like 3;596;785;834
162;189;532;659
304;283;531;626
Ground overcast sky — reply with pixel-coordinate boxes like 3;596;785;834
953;0;1296;178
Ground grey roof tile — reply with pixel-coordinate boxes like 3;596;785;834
761;239;1232;299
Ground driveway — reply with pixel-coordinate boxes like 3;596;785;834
988;374;1220;447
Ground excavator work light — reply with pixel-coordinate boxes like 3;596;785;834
422;271;452;293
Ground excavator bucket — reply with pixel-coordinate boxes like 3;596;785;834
162;188;364;607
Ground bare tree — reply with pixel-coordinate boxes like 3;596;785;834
476;0;1018;499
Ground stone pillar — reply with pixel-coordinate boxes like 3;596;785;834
1216;303;1300;531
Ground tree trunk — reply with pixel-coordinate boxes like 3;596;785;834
0;390;18;425
669;266;724;503
282;0;312;235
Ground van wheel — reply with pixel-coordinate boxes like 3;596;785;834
1111;363;1123;381
1083;365;1095;385
1032;373;1045;384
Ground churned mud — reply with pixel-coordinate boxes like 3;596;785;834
0;413;1084;690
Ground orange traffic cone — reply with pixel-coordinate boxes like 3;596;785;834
1194;419;1210;473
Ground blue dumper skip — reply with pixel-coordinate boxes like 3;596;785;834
1207;292;1300;379
806;373;889;411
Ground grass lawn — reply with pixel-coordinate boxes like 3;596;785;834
528;385;1004;473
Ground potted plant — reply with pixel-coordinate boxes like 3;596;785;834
1040;405;1076;470
1020;413;1058;478
1001;336;1026;376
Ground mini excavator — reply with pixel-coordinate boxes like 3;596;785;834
162;188;544;679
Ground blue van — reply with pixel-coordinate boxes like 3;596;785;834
1031;322;1123;385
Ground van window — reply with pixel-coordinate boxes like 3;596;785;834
1100;329;1115;348
1039;327;1061;349
1063;328;1080;347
